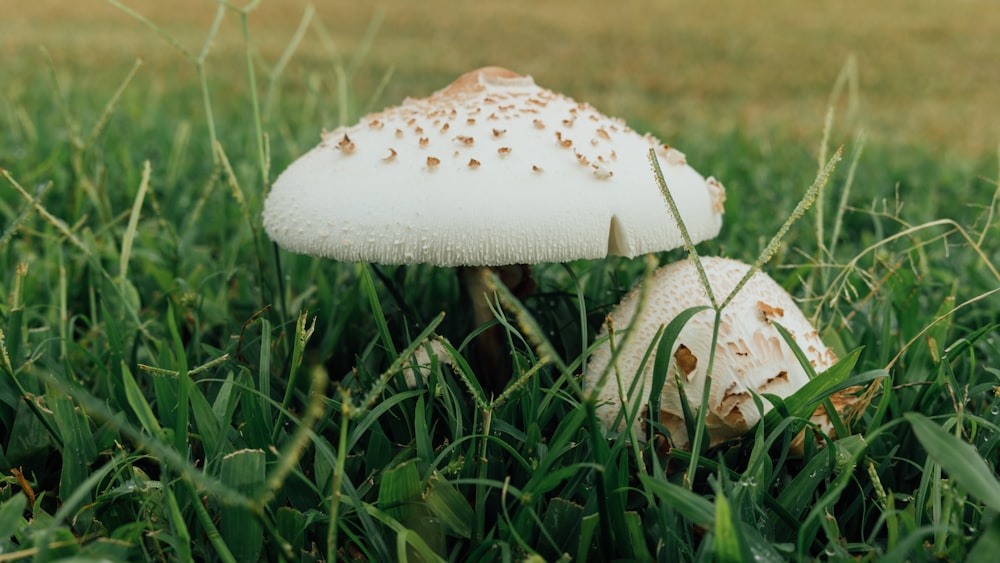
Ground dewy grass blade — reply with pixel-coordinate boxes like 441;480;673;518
906;412;1000;512
713;492;750;563
640;475;715;527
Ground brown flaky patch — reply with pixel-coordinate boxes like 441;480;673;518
758;301;785;322
758;370;789;393
789;387;864;456
657;409;687;455
439;66;523;97
706;177;726;214
674;344;698;377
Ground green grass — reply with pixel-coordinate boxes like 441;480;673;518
2;1;1000;561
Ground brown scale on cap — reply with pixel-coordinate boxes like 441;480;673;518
674;345;698;377
336;134;356;154
426;156;440;169
454;135;475;146
707;177;727;214
436;67;522;97
759;370;790;393
532;119;545;129
468;158;481;169
492;128;507;138
382;148;397;163
585;258;850;456
592;164;613;179
657;144;687;166
497;147;512;157
758;301;785;323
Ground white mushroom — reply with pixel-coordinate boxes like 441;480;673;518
262;66;725;267
262;66;727;390
586;257;842;450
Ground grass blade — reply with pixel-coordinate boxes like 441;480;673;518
220;449;266;562
906;412;1000;512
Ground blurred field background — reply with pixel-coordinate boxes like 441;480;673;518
4;0;998;157
3;1;1000;560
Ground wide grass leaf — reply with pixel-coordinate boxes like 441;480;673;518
0;493;25;544
276;507;305;559
762;345;862;433
121;361;163;437
423;471;473;539
713;493;748;563
47;382;97;509
379;459;442;556
640;475;714;527
220;449;266;562
540;497;583;557
906;413;1000;512
622;511;653;561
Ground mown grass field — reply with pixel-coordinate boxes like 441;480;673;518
2;0;1000;561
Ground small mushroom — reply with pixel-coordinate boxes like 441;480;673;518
263;67;727;390
586;257;849;452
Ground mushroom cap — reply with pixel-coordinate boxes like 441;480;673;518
262;66;726;267
585;257;837;449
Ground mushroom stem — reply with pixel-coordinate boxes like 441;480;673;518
459;264;536;393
